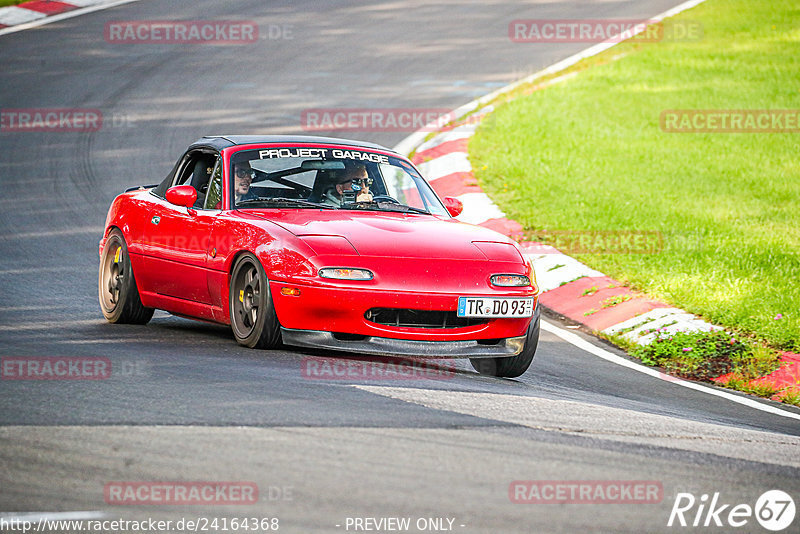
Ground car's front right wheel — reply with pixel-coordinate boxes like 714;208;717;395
470;312;540;378
229;253;282;349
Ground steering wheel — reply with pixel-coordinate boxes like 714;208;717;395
371;195;400;204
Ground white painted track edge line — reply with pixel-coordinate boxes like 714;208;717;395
541;319;800;422
393;0;709;158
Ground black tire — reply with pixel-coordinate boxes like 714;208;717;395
229;253;282;349
98;229;154;324
470;312;540;378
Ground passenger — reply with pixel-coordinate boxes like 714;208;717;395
233;161;258;204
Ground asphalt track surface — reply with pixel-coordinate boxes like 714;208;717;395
1;1;799;533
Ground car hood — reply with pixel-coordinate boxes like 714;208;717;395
242;210;523;261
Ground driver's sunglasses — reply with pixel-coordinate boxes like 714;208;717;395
235;168;253;179
348;178;372;186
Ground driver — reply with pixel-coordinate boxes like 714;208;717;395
322;163;373;207
233;161;258;204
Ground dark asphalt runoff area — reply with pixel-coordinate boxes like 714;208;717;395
1;1;798;533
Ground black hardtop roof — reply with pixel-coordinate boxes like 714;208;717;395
189;135;398;154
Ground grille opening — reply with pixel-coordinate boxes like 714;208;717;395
365;308;487;329
477;338;502;346
332;332;368;341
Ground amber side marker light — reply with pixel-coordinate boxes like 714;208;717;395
281;287;302;296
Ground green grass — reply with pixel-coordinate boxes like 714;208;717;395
0;0;26;7
471;0;800;352
780;388;800;406
632;329;780;381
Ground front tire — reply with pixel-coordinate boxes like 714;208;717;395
229;253;282;349
470;311;540;378
98;229;154;324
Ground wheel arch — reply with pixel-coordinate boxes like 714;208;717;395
226;248;270;277
98;226;154;325
103;224;123;240
102;224;152;301
226;249;282;349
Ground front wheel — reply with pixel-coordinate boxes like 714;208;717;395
470;312;539;378
229;253;282;349
98;229;154;324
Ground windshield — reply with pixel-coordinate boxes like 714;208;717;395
229;147;448;215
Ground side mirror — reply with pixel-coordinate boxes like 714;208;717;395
443;196;463;218
166;185;197;208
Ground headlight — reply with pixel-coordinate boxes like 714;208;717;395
318;267;374;281
490;274;531;287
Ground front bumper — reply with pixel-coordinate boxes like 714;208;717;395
280;328;527;358
271;281;536;341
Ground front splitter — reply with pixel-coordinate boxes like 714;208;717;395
280;328;526;359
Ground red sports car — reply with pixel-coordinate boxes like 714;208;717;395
99;136;540;377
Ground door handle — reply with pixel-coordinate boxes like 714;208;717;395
151;216;160;225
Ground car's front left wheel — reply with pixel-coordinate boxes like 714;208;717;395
470;311;539;378
229;253;282;349
98;229;154;324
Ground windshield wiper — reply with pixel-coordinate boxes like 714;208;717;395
237;198;333;209
398;205;431;215
341;201;430;215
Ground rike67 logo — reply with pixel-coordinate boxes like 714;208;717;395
668;490;795;531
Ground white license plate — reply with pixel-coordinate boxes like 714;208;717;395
457;297;534;318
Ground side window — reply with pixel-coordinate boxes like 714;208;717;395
175;157;196;187
151;150;216;200
173;152;217;208
203;159;223;210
